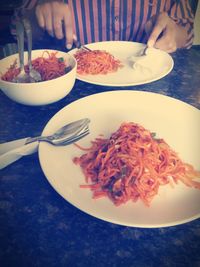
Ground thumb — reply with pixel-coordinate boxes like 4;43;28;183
147;13;167;47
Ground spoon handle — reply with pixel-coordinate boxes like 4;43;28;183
25;136;50;144
16;20;25;72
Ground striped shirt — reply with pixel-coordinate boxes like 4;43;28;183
14;0;196;48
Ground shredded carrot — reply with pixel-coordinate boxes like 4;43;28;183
1;51;71;82
73;122;200;207
74;49;123;75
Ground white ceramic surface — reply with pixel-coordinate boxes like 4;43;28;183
69;41;174;86
0;49;77;106
39;90;200;228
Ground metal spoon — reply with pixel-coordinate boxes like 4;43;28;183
22;18;42;82
12;20;30;83
0;118;90;170
25;118;90;146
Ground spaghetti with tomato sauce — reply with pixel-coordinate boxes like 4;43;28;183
73;122;200;207
74;49;123;75
1;51;72;83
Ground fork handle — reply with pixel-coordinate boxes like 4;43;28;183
23;18;32;69
25;136;50;144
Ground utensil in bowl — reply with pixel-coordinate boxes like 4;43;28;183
22;18;42;82
12;20;30;83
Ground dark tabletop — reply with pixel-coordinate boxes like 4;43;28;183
0;45;200;267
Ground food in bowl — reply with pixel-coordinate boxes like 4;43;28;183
1;51;72;83
0;49;77;106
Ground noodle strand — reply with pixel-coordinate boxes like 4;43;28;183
73;122;200;207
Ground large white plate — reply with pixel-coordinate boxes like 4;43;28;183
39;91;200;228
69;41;174;86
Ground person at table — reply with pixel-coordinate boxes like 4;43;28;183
12;0;197;53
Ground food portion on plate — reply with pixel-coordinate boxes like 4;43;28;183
38;90;200;227
74;48;123;75
1;51;72;83
73;121;200;207
69;41;173;86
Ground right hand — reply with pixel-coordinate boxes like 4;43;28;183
145;12;187;53
35;1;73;49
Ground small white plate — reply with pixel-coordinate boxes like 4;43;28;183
39;91;200;228
69;41;174;86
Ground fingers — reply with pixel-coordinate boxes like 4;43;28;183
53;16;64;39
35;2;74;48
36;3;54;37
35;5;45;28
146;12;179;53
45;8;54;37
153;28;177;53
63;6;73;49
147;13;168;48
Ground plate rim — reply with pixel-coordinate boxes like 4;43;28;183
69;40;174;86
38;90;200;228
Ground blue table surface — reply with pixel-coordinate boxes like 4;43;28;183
0;45;200;267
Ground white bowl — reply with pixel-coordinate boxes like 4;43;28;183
0;49;77;106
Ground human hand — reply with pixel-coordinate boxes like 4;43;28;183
35;1;73;49
145;12;187;53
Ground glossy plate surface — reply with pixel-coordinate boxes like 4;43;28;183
69;41;174;86
39;91;200;227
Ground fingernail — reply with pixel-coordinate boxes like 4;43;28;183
66;43;72;50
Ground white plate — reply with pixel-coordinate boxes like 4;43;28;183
69;41;174;86
39;91;200;228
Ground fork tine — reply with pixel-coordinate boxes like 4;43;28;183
73;38;92;51
81;45;92;51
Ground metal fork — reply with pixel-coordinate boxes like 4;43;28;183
137;45;149;57
22;18;42;82
73;35;92;51
12;18;42;83
25;118;90;146
26;126;90;146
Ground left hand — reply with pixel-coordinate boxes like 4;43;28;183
145;12;187;53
